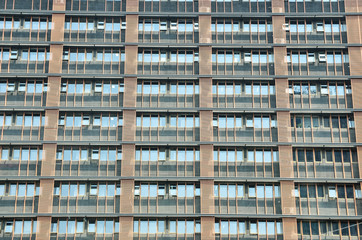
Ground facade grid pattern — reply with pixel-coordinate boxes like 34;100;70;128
0;0;361;239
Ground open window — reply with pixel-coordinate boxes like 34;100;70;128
97;21;105;30
244;53;251;63
160;22;167;31
318;53;326;63
63;51;69;61
283;23;290;31
10;50;18;60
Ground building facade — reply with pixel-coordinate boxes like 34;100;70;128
0;0;362;239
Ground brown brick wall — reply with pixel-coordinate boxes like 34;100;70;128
282;218;298;240
351;79;362;108
275;78;289;108
272;0;284;13
200;110;213;142
126;0;139;12
272;16;286;44
122;110;136;141
354;112;362;143
279;145;293;178
200;144;213;177
274;47;288;76
126;15;139;43
357;146;362;180
120;180;134;214
44;109;59;141
49;45;63;74
36;216;51;240
201;216;215;240
38;179;54;214
344;0;362;12
124;77;137;108
199;15;211;44
199;77;212;108
119;216;134;240
51;14;65;42
121;144;135;177
125;45;138;75
42;143;56;176
199;0;211;12
346;16;362;44
280;180;296;215
46;77;61;107
199;46;212;75
349;47;362;75
200;179;214;214
53;0;66;11
277;111;291;143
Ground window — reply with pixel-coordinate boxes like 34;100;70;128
328;186;336;198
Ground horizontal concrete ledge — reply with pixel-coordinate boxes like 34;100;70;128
0;141;361;148
1;107;362;115
0;74;359;80
0;213;360;220
0;176;359;184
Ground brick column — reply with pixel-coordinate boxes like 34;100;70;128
198;1;214;239
119;216;134;240
346;1;362;183
37;179;54;240
119;2;139;239
37;3;65;238
272;0;284;13
272;2;297;239
36;216;52;240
